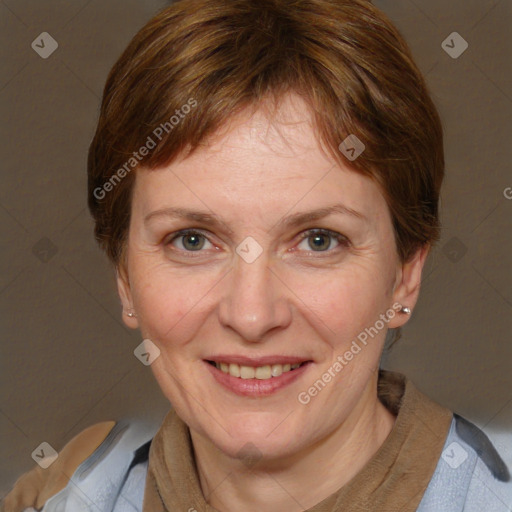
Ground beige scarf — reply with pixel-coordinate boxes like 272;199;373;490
143;371;453;511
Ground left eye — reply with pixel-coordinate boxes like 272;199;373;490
296;229;349;252
168;230;213;251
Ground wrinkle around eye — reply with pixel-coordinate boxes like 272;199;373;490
160;229;353;265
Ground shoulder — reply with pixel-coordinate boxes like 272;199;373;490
418;414;512;512
2;418;157;512
2;421;116;512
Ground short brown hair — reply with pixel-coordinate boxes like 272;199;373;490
88;0;444;269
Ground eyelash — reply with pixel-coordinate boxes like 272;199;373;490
297;228;351;252
165;228;350;257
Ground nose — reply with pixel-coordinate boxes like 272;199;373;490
218;251;292;342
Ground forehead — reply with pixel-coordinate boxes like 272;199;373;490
132;94;388;227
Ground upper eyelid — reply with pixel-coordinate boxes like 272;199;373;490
166;228;214;245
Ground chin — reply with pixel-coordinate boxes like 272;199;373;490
207;416;304;462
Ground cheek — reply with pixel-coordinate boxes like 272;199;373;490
287;262;390;340
130;265;221;345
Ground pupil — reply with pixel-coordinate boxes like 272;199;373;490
310;234;329;251
184;234;204;250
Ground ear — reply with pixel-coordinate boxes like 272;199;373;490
387;244;430;329
116;265;139;329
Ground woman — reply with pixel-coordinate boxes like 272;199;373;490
3;0;510;511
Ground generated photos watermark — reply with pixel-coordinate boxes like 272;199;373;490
134;338;161;366
297;302;403;404
93;98;198;200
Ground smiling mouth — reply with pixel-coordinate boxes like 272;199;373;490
206;360;310;380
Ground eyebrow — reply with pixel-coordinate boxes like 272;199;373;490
143;203;367;233
275;203;367;231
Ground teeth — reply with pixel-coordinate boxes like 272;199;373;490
229;363;240;377
214;361;305;380
240;366;255;379
255;365;271;379
271;364;282;377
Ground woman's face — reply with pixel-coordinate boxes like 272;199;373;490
118;94;424;461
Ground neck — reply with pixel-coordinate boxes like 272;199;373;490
190;376;396;512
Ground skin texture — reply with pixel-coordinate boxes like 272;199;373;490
117;93;429;511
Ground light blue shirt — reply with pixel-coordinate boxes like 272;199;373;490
34;414;511;512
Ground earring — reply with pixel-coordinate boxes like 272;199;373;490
125;310;136;318
400;306;411;315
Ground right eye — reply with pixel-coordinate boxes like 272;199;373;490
166;230;214;252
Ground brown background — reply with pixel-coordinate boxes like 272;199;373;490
1;0;511;497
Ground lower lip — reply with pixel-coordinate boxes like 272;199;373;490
205;361;312;397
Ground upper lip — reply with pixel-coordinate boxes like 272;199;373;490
205;355;312;366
